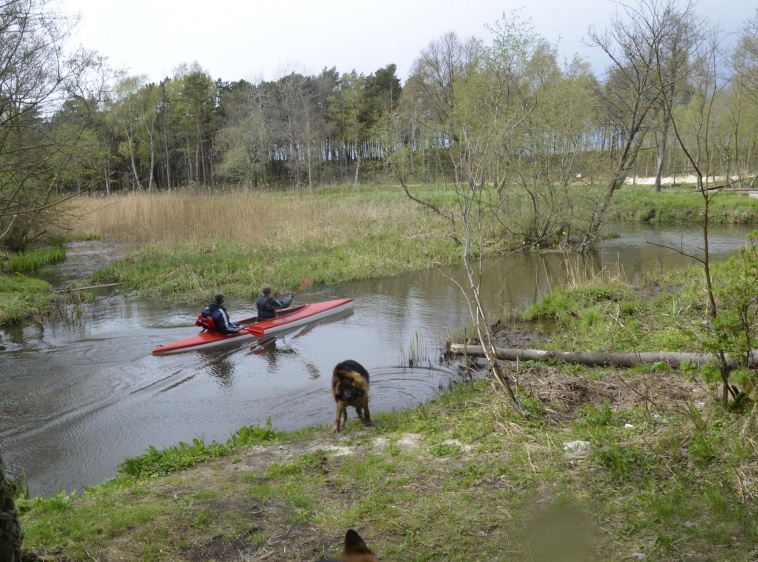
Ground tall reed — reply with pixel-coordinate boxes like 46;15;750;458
60;189;460;300
64;190;439;251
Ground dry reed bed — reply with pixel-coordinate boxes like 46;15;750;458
66;191;434;252
60;190;459;299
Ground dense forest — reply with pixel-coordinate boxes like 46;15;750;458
1;0;758;251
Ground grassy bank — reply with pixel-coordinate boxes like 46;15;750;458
16;367;757;561
611;188;758;224
3;185;757;324
62;186;758;301
16;261;758;561
66;187;460;302
0;247;68;324
0;274;57;324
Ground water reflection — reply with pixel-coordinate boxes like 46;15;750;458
0;223;752;497
207;356;236;386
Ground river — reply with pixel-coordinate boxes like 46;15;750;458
0;223;752;496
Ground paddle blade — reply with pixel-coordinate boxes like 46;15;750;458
295;276;314;295
247;325;265;338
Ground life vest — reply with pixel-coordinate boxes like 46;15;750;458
196;307;218;331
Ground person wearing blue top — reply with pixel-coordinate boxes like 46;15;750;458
256;284;293;320
201;293;240;334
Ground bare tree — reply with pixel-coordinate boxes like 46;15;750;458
661;25;740;402
403;31;480;188
650;2;701;191
0;0;102;250
271;67;333;189
579;0;696;252
388;16;557;408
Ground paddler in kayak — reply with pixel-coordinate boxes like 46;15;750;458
256;284;294;320
201;293;241;333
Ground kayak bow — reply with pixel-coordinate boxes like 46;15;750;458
152;297;353;356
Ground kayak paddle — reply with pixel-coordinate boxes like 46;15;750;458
293;276;314;296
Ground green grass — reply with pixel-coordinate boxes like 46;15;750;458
611;188;758;224
115;419;283;479
2;246;66;272
0;272;58;324
17;370;758;561
90;227;459;303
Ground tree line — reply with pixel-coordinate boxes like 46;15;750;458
1;0;758;251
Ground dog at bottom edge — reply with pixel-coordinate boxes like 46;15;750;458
318;529;378;562
331;360;371;433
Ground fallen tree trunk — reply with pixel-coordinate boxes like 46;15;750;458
446;343;758;369
54;282;125;293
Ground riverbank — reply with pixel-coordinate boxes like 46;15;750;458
41;186;758;300
16;362;756;561
3;185;758;325
15;263;758;561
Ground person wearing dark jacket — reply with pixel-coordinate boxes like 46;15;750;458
256;284;293;320
201;293;240;334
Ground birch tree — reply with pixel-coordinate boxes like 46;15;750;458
271;68;333;189
650;2;699;192
328;71;367;184
729;10;758;185
171;64;216;187
108;75;161;191
215;80;272;187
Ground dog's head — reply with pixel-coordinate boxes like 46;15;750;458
333;369;368;404
343;384;364;403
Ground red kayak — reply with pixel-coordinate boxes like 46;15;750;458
152;298;353;356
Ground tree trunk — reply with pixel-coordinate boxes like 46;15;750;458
446;343;758;369
0;454;23;562
654;126;669;192
354;152;361;186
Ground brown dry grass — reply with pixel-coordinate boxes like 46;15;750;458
63;190;433;252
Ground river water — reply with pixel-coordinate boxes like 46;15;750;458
0;224;752;497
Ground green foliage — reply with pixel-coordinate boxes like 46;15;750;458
0;272;57;324
594;444;650;479
522;281;631;324
575;403;616;427
227;419;281;447
3;247;66;272
0;272;51;293
692;233;758;397
117;418;282;479
429;443;462;458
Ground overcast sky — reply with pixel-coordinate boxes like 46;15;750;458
54;0;753;84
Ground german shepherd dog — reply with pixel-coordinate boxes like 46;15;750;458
331;360;371;433
318;529;378;562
